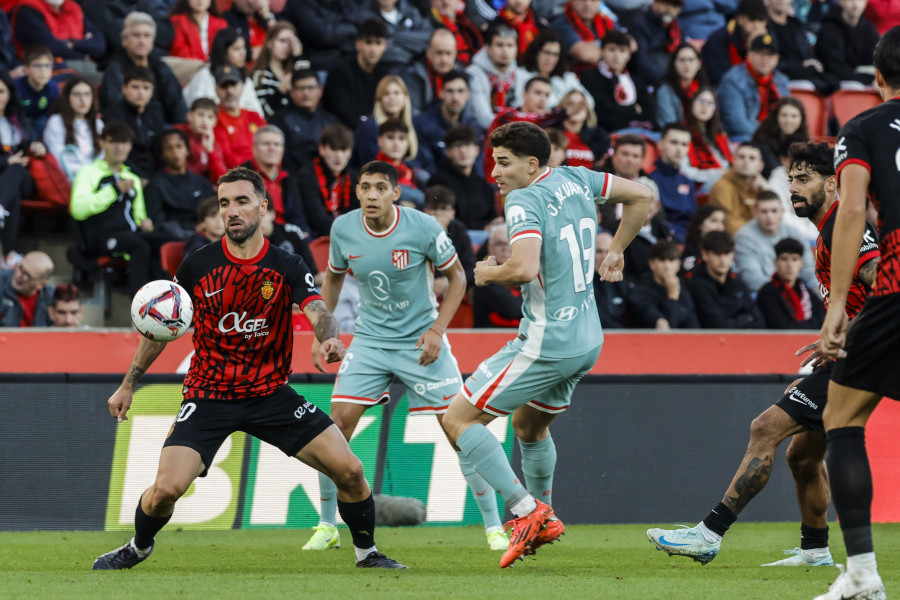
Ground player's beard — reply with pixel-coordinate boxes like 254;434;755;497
791;185;826;218
225;218;259;243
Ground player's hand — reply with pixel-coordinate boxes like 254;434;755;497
415;328;442;366
474;255;498;287
818;308;848;360
597;251;624;282
318;338;346;370
108;385;134;422
795;339;832;369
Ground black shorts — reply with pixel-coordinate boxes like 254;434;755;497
831;295;900;401
163;384;333;477
775;362;831;435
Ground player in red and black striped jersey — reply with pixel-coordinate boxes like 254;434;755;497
813;27;900;600
93;167;406;572
648;142;881;569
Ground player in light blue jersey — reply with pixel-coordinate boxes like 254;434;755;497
442;121;654;568
302;161;510;553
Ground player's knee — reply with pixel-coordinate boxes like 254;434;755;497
785;445;820;475
147;481;186;509
748;412;778;444
331;457;366;493
512;418;547;444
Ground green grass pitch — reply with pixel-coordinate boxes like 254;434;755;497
2;523;897;599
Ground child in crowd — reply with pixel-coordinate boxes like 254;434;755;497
183;195;224;256
14;45;57;139
756;237;824;329
173;98;227;184
375;118;423;208
102;66;166;180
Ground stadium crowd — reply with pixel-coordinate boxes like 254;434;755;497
0;0;890;330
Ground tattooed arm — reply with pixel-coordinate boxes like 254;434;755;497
303;298;346;372
858;257;879;289
108;337;168;422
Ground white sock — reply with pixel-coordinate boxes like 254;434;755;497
847;552;878;573
354;545;377;562
130;537;152;557
697;522;722;544
510;496;537;518
802;547;831;559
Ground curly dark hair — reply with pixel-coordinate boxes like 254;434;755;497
521;30;568;78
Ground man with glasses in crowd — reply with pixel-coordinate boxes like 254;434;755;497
0;251;55;327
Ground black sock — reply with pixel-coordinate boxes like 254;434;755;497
800;523;829;550
134;498;171;550
702;502;737;537
826;427;873;555
338;494;376;551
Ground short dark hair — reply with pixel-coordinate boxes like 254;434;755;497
737;141;763;158
489;121;551;167
101;121;135;142
378;117;409;137
756;190;781;204
52;283;80;306
737;0;768;20
122;65;156;86
650;240;681;261
157;128;191;162
788;141;835;177
320;122;353;150
874;26;900;89
484;22;517;45
441;69;469;89
218;166;267;199
23;44;53;65
190;97;218;114
443;123;478;147
661;122;690;138
774;236;804;257
614;133;646;154
360;160;398;187
424;184;456;209
601;30;631;49
700;230;735;254
524;75;552;92
357;18;388;41
291;69;319;86
196;195;219;223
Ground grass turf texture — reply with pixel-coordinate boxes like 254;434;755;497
2;523;897;599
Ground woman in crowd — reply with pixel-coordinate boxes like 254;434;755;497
558;89;608;169
683;88;732;191
43;77;102;181
752;97;809;177
251;21;309;119
682;204;727;273
514;30;593;110
169;0;228;62
353;75;419;168
655;43;709;129
182;27;264;116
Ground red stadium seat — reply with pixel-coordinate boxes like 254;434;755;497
830;89;883;128
160;241;186;278
789;89;828;138
308;236;331;272
448;296;474;329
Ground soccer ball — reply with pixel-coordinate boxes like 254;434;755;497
131;280;193;341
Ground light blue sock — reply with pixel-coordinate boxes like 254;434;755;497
457;451;502;531
519;435;557;506
317;471;338;526
457;424;530;511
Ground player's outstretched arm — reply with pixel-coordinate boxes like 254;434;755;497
599;176;653;282
108;337;168;422
416;260;465;366
304;298;346;373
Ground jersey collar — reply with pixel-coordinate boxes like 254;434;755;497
818;201;839;232
363;204;401;237
222;236;269;264
529;167;552;187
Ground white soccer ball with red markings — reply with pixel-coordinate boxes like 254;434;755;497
131;280;193;341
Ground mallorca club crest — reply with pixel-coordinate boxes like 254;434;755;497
392;249;409;270
261;280;274;300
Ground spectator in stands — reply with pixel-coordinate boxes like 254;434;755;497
251;21;310;120
239;125;306;229
492;0;547;62
558;89;609;170
649;123;696;242
70;122;154;296
43;76;103;181
429;124;497;231
751;97;809;177
374;119;423;208
600;134;661;231
681;203;726;273
474;223;522;327
756;236;823;329
550;0;616;72
213;65;267;169
322;19;390;130
413;70;481;178
14;45;57;139
629;239;699;329
364;0;433;72
815;0;879;88
864;0;900;35
283;0;360;72
173;98;228;184
0;251;54;327
766;0;836;95
297;122;359;239
269;70;338;174
593;231;630;328
687;230;764;328
10;0;106;85
718;33;790;141
168;0;228;72
0;11;21;77
677;0;733;41
100;12;188;125
733;190;816;293
621;189;674;281
102;66;166;180
683;88;732;191
82;0;174;57
145;128;216;241
654;43;708;129
514;30;593;111
223;0;276;65
629;0;685;86
546;127;568;166
182;27;264;117
580;30;655;135
701;0;769;86
423;184;476;288
427;0;483;66
261;201;321;284
403;28;460;114
467;23;522;130
47;282;84;328
709;141;771;234
353;75;419;168
183;194;223;256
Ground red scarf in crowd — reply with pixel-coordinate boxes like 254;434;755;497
426;59;444;99
746;60;781;122
726;20;744;67
375;151;415;187
770;274;813;322
688;127;732;170
498;6;540;58
313;157;352;217
664;19;683;53
487;69;516;111
563;1;614;42
431;8;483;66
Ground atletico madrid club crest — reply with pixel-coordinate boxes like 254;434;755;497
392;249;409;270
261;280;274;300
